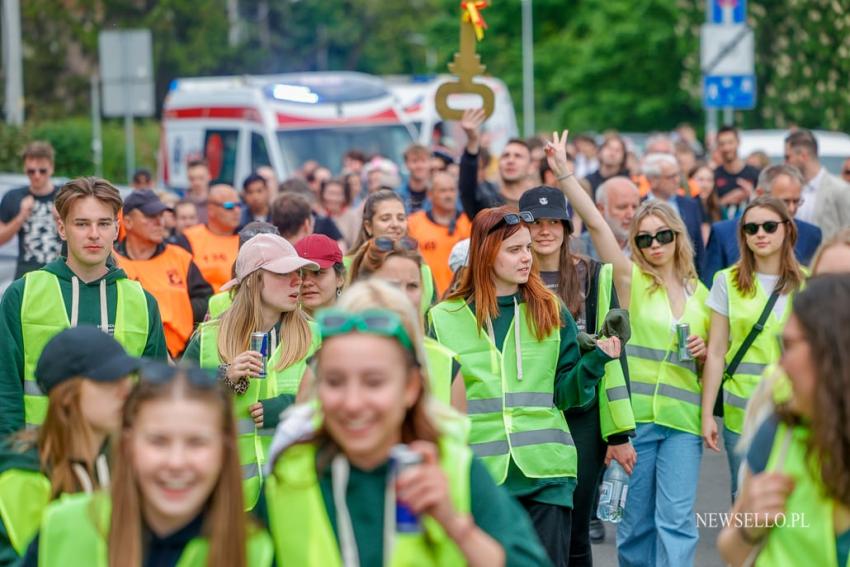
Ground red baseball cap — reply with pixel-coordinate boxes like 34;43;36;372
295;234;343;269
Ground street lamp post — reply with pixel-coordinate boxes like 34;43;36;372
521;0;535;137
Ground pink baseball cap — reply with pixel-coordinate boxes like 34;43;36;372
220;234;319;291
294;234;343;269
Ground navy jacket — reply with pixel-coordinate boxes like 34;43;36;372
703;218;822;285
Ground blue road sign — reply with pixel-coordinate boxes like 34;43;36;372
704;75;756;109
711;0;746;24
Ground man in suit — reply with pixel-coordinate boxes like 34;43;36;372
643;153;706;275
785;129;850;239
703;164;822;285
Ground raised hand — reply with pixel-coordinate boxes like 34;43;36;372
544;130;572;179
461;108;487;153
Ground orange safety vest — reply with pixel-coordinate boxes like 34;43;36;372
635;175;702;199
407;211;472;296
114;243;196;357
181;224;239;293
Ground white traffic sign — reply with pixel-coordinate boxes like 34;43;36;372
700;24;754;76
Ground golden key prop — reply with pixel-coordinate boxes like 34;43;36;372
434;16;495;121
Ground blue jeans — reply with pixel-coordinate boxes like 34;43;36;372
723;426;743;501
617;423;703;567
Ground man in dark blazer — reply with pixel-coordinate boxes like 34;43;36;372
703;163;822;285
643;153;706;276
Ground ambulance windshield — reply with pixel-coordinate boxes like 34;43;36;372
277;125;412;173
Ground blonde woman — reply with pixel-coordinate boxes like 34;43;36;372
545;131;710;567
182;234;320;510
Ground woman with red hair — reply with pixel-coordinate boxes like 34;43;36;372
429;205;621;566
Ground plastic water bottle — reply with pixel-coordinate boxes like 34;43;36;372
597;461;630;523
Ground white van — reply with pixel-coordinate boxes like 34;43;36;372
738;129;850;175
385;75;518;158
160;72;416;190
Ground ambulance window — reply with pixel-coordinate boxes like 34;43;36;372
203;129;239;186
251;133;271;170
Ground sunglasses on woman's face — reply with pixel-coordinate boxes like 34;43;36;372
634;229;676;249
488;211;534;234
374;236;418;252
742;220;786;236
139;360;218;389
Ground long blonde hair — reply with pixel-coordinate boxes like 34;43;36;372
628;201;697;293
811;227;850;274
217;270;312;370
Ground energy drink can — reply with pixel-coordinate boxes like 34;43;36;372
391;444;424;533
250;332;268;378
676;323;692;362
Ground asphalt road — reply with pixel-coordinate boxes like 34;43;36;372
592;430;731;567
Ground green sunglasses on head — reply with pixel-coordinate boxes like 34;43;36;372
317;308;417;360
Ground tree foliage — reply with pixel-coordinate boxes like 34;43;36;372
12;0;850;136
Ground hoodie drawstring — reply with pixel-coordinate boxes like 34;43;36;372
70;276;109;334
485;299;524;381
71;454;111;495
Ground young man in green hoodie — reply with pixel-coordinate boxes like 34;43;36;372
0;177;166;436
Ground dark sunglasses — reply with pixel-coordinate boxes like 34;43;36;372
634;229;676;249
488;211;534;234
374;236;418;252
210;200;242;210
317;308;416;357
138;360;218;389
26;168;49;176
742;220;786;236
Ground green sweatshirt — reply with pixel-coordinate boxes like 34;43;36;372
0;260;167;436
255;455;552;567
0;439;41;565
481;294;612;508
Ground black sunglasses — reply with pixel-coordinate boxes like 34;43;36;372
138;360;218;389
374;236;418;252
26;168;49;176
742;220;786;236
634;229;676;249
488;211;534;234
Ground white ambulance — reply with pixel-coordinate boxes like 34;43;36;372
160;72;416;190
385;74;518;158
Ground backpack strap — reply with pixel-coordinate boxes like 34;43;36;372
724;289;781;381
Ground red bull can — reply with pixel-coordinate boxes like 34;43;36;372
391;444;424;533
250;332;268;378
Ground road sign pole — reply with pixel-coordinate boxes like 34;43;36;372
91;75;103;177
723;106;734;127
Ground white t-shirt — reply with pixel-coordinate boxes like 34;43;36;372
706;272;788;320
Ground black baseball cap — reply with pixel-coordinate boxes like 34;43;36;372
519;186;574;233
35;326;141;394
123;189;172;216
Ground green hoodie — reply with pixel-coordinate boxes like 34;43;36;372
0;259;167;435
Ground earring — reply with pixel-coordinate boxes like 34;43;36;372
336;288;342;297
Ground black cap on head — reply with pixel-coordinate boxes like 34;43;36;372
519;186;574;233
123;189;171;216
35;326;141;394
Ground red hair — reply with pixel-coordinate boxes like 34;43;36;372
447;206;560;340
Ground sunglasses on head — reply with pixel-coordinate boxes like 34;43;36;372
742;220;786;236
317;308;416;360
26;168;48;176
634;229;676;249
210;201;242;210
138;360;218;389
374;236;418;252
488;211;534;234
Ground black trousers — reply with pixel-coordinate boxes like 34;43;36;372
565;407;608;567
519;499;573;567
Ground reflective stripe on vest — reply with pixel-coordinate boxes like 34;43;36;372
423;337;455;405
626;264;709;436
721;268;801;434
265;435;470;567
594;263;637;440
429;299;576;484
756;423;844;567
37;492;274;567
20;271;149;428
0;469;51;554
198;323;263;510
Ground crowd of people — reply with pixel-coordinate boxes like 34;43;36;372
0;113;848;567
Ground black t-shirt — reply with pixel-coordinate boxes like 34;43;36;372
713;163;760;198
312;212;344;242
0;185;63;278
